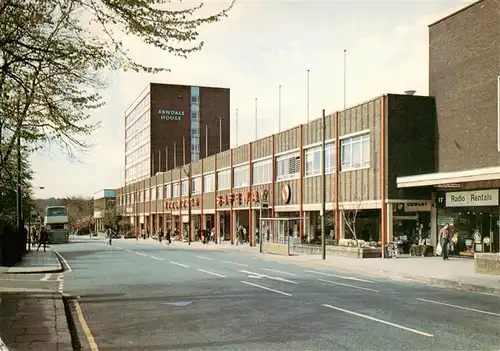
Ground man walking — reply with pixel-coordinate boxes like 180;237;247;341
37;227;48;252
439;223;452;260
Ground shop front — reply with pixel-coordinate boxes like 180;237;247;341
437;189;499;256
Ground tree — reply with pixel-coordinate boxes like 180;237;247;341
102;208;122;232
339;187;367;247
58;196;93;226
0;0;234;168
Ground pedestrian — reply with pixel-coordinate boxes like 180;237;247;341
166;228;171;245
107;228;112;245
439;223;452;260
37;227;48;252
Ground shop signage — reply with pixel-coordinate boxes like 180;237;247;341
434;183;461;189
158;109;185;121
445;189;499;207
164;197;200;210
217;189;269;207
281;184;291;204
404;202;431;212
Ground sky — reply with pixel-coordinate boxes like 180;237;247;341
30;0;474;199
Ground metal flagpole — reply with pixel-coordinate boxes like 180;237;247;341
321;109;326;260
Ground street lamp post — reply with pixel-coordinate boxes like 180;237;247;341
183;166;192;245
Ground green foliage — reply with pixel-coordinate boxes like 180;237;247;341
102;208;122;231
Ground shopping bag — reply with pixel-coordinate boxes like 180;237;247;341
436;242;442;256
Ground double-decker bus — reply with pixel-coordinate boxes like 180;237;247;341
44;206;70;244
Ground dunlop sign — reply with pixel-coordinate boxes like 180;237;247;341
445;189;499;207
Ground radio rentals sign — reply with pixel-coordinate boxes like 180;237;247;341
158;109;185;121
445;189;499;207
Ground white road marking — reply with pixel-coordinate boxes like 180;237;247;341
124;249;134;253
318;278;379;292
53;251;72;272
323;304;433;337
150;256;164;261
197;269;225;278
40;274;52;281
58;273;64;293
241;281;292;297
305;270;375;284
170;261;189;268
239;270;298;284
417;298;500;317
196;255;214;261
222;260;248;267
260;268;297;276
136;252;147;256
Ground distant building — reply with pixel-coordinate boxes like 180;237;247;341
124;83;231;185
93;189;117;232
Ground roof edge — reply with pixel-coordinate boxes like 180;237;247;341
428;0;484;27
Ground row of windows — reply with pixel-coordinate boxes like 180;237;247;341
125;109;150;141
125;144;149;166
191;87;200;162
125;158;150;184
119;134;371;203
125;93;150;127
125;125;150;154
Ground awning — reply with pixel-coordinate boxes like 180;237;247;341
397;166;500;188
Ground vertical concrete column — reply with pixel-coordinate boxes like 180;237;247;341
430;203;437;249
386;203;394;243
339;210;345;240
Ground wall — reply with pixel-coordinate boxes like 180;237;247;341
429;0;500;171
386;94;437;199
149;84;231;174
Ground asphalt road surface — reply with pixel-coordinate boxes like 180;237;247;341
55;237;500;351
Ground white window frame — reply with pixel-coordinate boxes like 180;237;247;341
233;165;249;188
276;151;300;181
192;177;201;194
252;159;272;185
181;180;188;195
340;133;370;171
204;173;214;193
304;142;335;177
172;183;179;198
217;169;231;190
165;184;171;199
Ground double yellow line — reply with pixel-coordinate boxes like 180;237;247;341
74;300;99;351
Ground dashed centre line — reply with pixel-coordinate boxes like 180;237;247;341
260;268;296;276
323;304;433;337
222;260;248;267
241;281;292;297
417;298;500;317
318;278;379;292
196;255;214;261
305;270;375;284
150;256;164;261
197;269;225;278
170;261;189;268
135;252;147;257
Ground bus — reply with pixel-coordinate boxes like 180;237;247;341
44;206;70;244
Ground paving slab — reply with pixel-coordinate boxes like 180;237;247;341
0;292;72;351
2;251;62;274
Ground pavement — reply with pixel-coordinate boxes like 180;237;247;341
0;248;70;350
1;250;62;275
45;236;500;350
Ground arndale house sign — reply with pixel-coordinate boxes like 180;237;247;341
158;109;185;121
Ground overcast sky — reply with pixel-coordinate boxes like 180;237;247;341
30;0;473;199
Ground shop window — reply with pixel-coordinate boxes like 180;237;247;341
252;159;271;185
341;133;370;170
276;152;300;181
233;165;249;188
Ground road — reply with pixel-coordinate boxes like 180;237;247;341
54;237;500;351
